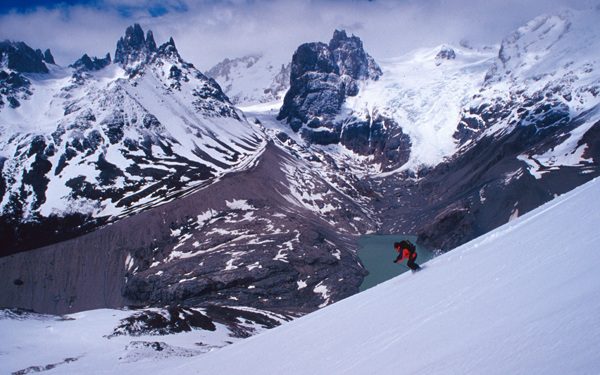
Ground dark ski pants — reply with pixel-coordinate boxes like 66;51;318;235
407;256;420;271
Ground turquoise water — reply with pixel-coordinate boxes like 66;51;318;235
357;235;434;292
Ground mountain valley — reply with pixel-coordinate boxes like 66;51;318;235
1;9;599;346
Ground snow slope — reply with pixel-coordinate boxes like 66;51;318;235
0;306;290;374
180;177;600;374
2;178;600;374
205;54;291;105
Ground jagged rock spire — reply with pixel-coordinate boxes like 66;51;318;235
329;29;381;81
43;49;55;65
113;23;157;70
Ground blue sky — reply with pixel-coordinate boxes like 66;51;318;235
1;1;90;13
0;0;593;70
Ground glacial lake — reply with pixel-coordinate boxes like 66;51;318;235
357;235;434;292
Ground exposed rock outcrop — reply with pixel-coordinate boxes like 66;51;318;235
70;53;111;72
0;40;50;73
435;46;456;66
113;23;157;73
277;30;381;140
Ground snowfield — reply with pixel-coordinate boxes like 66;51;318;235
2;176;600;374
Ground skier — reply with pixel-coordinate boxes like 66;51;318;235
393;240;421;272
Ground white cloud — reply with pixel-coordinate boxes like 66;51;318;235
0;0;596;70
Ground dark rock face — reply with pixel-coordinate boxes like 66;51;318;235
113;23;157;71
43;49;55;65
435;46;456;63
278;42;343;132
340;115;412;171
107;306;290;339
277;30;381;143
0;70;32;109
329;30;381;81
70;53;111;72
0;40;49;74
276;30;408;169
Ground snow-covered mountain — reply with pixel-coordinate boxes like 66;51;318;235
0;27;374;316
205;54;291;105
0;24;265;254
3;171;599;375
461;10;600;173
1;8;599;336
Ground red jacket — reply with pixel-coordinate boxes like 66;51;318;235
396;248;416;261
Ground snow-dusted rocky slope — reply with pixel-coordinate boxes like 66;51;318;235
3;173;599;375
0;24;265;255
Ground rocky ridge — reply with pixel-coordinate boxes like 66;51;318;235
0;40;55;109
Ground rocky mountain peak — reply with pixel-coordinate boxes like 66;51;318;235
328;30;381;80
42;49;55;65
69;53;111;72
123;23;155;51
0;40;49;74
113;24;159;71
277;30;381;141
328;29;352;49
156;37;178;59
